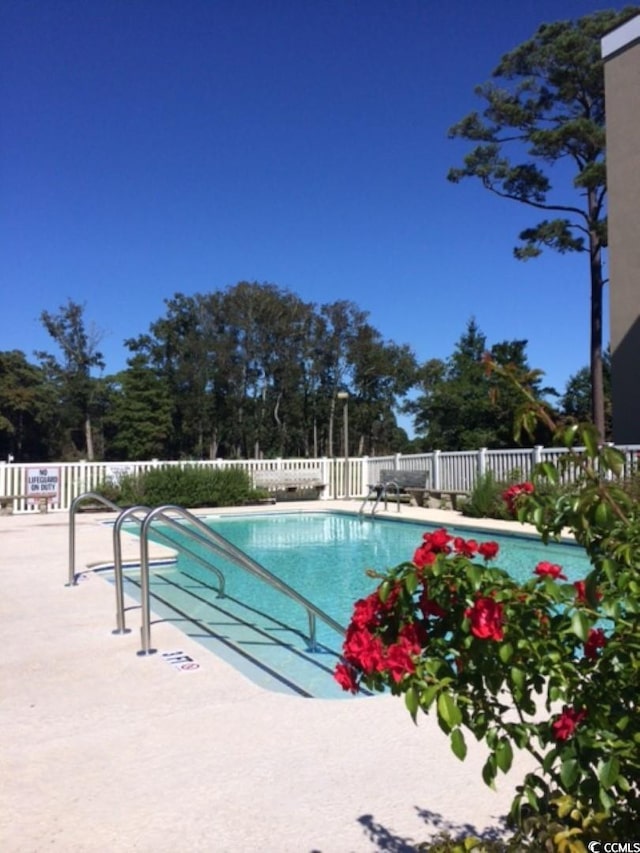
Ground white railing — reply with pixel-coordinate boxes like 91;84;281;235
2;444;640;514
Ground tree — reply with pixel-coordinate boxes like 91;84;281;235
447;7;639;441
123;283;418;460
562;348;612;439
408;319;550;449
37;300;105;460
347;324;417;456
103;355;174;460
0;350;58;461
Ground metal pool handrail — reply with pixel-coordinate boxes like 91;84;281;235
138;504;347;656
68;492;121;586
112;505;151;634
358;481;402;518
112;504;226;635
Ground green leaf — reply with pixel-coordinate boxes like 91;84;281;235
450;728;467;761
601;445;624;477
571;611;590;642
378;580;391;603
542;747;559;773
405;686;419;720
561;424;579;448
404;571;418;595
597;756;620;790
581;423;599;458
420;683;440;710
510;667;525;689
560;758;579;788
498;642;513;664
594;500;611;526
465;563;483;588
437;691;462;731
599;786;614;811
539;461;559;483
482;754;497;789
496;739;513;774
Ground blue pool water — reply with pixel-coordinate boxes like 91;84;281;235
114;511;594;697
148;511;591;649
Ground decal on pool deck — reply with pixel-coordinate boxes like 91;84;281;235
161;650;201;672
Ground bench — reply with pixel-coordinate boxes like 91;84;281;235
422;489;469;512
377;470;430;506
375;471;469;511
0;494;51;514
252;469;326;501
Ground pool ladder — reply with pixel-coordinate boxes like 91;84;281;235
359;481;402;517
68;493;346;656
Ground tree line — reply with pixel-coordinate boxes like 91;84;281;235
0;286;608;463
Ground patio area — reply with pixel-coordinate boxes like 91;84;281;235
0;504;537;852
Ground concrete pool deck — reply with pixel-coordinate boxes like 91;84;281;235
0;502;546;852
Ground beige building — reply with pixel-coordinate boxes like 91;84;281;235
602;15;640;444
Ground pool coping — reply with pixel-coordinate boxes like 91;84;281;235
1;501;550;851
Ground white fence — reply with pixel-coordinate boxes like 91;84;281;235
2;444;640;514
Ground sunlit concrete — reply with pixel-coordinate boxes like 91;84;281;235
0;502;546;852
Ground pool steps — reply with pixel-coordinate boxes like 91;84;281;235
113;565;358;699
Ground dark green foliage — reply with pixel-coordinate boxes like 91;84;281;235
99;466;255;508
416;833;509;851
407;319;552;450
460;472;512;520
36;299;105;460
102;355;174;460
561;350;612;439
1;282;420;462
0;350;57;460
448;7;640;439
124;282;418;460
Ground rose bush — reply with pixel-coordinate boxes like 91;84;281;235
335;407;640;849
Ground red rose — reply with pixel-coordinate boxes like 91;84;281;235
584;628;607;660
454;537;478;557
351;593;381;628
334;662;359;693
419;586;446;619
425;528;452;553
464;596;504;641
399;620;427;648
502;482;534;515
413;543;437;569
478;541;499;561
551;706;587;742
343;626;383;674
381;638;418;683
534;561;567;581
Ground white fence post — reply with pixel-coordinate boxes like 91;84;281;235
320;457;331;500
477;447;487;479
533;445;543;476
433;450;441;490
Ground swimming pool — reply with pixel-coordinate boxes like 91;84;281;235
119;511;591;699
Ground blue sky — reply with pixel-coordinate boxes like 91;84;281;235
1;0;620;431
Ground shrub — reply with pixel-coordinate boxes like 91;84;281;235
96;465;256;508
461;472;512;520
336;365;640;847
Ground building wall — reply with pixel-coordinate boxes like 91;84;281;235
603;17;640;443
